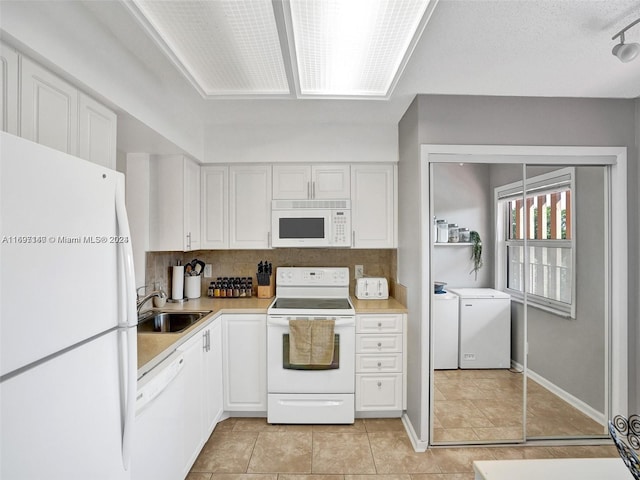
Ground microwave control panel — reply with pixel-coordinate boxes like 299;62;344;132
332;210;351;246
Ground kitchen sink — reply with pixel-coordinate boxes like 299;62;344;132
137;311;211;333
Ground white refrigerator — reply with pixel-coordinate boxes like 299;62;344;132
0;132;137;480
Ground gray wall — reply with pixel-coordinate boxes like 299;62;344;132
432;163;493;287
397;100;427;440
398;95;639;442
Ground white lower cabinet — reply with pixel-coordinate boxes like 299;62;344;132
178;333;205;476
222;314;267;412
355;313;405;416
203;321;224;434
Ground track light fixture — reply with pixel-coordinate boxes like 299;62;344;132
612;17;640;63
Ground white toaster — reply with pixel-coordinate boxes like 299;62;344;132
355;277;389;300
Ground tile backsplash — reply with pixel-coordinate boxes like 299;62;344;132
145;249;397;298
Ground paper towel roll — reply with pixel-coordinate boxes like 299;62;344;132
171;265;184;300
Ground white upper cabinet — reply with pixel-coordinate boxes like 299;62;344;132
5;45;116;168
0;41;18;135
78;93;117;170
351;164;396;248
272;164;350;199
149;155;201;252
201;166;229;249
20;56;78;155
229;165;271;249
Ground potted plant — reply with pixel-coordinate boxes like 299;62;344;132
469;230;483;280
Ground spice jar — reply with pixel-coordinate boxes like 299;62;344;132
436;219;449;243
448;224;459;243
458;227;470;243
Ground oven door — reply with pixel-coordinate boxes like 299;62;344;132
267;315;355;393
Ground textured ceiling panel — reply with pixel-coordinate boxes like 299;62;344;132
289;0;430;96
133;0;289;95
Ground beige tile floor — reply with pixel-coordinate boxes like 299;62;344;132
433;369;606;443
188;417;619;480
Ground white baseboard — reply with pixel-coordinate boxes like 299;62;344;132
402;413;428;452
511;360;605;426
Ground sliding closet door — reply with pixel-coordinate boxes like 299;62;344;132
430;162;525;445
522;165;609;439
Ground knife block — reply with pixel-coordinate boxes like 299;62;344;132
257;275;275;299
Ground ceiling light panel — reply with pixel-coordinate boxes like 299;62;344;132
132;0;289;95
289;0;430;97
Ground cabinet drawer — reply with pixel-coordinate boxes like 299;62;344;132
356;353;402;373
356;374;402;411
356;314;402;334
356;334;402;353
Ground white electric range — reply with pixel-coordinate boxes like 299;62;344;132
267;267;355;424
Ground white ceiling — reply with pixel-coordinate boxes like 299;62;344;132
18;0;640;131
191;0;640;125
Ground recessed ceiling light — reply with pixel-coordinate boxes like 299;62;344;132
127;0;434;98
287;0;432;97
130;0;290;96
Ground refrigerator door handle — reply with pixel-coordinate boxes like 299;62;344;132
115;176;137;471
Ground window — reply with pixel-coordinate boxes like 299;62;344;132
495;168;575;317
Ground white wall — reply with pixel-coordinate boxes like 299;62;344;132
202;123;398;164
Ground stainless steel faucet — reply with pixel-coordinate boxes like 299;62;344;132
136;287;167;314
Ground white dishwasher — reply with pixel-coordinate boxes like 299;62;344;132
447;288;511;369
432;292;459;369
132;351;186;480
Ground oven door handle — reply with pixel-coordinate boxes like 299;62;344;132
267;316;355;327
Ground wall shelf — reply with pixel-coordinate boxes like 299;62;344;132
433;242;473;246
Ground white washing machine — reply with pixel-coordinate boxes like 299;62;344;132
447;288;511;369
432;292;459;369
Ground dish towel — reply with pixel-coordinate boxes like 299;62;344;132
289;319;335;366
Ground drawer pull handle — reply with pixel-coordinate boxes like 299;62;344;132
377;381;382;388
377;342;382;348
377;362;382;367
377;322;382;327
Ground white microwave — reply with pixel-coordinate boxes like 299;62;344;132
271;200;351;248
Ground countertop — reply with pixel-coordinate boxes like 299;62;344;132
137;295;407;378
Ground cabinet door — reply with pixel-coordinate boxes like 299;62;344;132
356;374;403;411
351;164;395;248
201;166;229;249
0;41;18;135
203;322;224;435
272;165;310;199
222;314;267;411
184;158;201;251
78;93;117;169
178;333;205;475
312;165;350;199
20;56;78;155
149;155;200;252
229;165;271;249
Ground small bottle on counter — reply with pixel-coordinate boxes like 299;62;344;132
233;278;240;298
220;279;227;298
226;280;233;298
207;282;214;297
247;278;253;297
